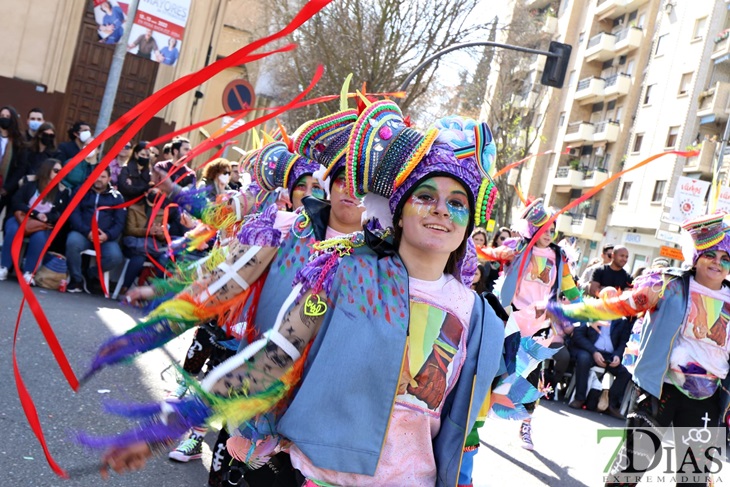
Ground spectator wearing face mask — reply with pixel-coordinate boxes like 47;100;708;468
14;122;60;191
118;141;152;202
0;106;24;215
62;136;100;193
120;188;185;294
57;121;92;163
197;158;231;201
24;108;44;142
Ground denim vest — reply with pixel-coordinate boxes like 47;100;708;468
276;247;505;487
247;197;331;338
496;243;564;308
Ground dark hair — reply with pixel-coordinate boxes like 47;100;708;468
130;141;149;164
0;105;24;148
36;158;60;203
34;122;56;152
491;226;511;247
471;227;488;245
602;243;615;253
27;107;44;118
473;264;490;295
163;143;172;155
171;137;190;154
632;266;646;280
67;121;89;141
101;165;111;176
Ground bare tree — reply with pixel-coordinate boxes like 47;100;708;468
265;0;489;128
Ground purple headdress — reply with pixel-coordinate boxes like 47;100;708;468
513;198;553;240
680;212;730;264
252;141;323;198
293;109;358;182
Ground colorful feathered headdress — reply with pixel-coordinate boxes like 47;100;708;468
680;212;730;264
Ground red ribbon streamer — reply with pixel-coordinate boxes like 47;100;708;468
11;0;334;477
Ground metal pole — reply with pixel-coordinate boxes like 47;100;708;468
397;41;558;94
95;0;140;149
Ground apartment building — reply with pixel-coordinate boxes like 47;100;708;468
606;0;730;272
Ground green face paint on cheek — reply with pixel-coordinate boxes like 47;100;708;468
311;187;325;199
447;202;469;227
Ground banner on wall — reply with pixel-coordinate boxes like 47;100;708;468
715;186;730;214
93;0;191;66
667;176;710;223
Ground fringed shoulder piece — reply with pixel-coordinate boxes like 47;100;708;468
237;203;283;247
293;230;372;300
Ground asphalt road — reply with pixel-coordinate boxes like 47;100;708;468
0;279;720;487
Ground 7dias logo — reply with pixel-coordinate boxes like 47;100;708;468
597;422;727;485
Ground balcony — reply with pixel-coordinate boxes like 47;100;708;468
604;73;631;98
526;0;552;7
595;0;650;21
553;166;584;188
613;27;643;55
593;120;620;143
574;77;605;104
697;81;730;124
683;141;716;179
582;168;609;188
556;213;599;239
711;33;730;64
585;32;616;63
564;121;595;143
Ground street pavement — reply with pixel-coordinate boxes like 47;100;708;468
0;279;722;486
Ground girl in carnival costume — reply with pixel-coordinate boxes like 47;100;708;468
479;198;582;451
80;103;545;487
547;213;730;487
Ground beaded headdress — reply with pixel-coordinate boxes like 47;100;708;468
515;198;552;239
293;109;358;180
252;141;321;196
346;99;438;199
680;212;730;264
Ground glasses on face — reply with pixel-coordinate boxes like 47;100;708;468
498;236;507;242
124;144;132;150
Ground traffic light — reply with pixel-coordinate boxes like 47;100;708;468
541;41;572;88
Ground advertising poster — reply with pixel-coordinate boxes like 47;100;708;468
667;176;710;223
715;185;730;214
93;0;191;66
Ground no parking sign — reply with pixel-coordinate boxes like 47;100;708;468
222;79;256;112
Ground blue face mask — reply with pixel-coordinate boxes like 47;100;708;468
28;120;43;131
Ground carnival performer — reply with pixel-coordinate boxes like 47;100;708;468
479;198;581;451
547;213;730;487
78;103;540;487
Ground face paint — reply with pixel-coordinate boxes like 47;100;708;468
700;250;730;271
406;178;470;226
311;187;325;199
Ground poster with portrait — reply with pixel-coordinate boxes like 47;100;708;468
93;0;190;66
93;0;129;45
127;0;191;66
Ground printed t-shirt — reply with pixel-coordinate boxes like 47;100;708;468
511;246;556;338
667;277;730;398
290;274;475;486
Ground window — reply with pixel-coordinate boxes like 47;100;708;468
628;10;638;22
607;100;616;111
693;17;707;40
644;84;655;105
579;32;585;44
568;70;576;87
615;105;624;122
626;59;636;76
637;13;646;29
665;126;679;148
656;34;668;56
678;73;692;96
632;134;644;153
602;59;613;70
651;180;666;203
613;16;624;28
591;102;604;113
558;112;566;127
619;182;632;202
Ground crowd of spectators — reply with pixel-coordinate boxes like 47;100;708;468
0;104;215;296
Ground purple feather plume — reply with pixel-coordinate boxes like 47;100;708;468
75;396;212;450
237;203;282;247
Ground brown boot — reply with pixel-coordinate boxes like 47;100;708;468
596;389;609;412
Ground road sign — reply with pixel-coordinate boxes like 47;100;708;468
659;245;684;261
222;79;256;112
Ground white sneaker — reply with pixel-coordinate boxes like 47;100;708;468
23;272;35;286
0;266;7;281
520;421;534;451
